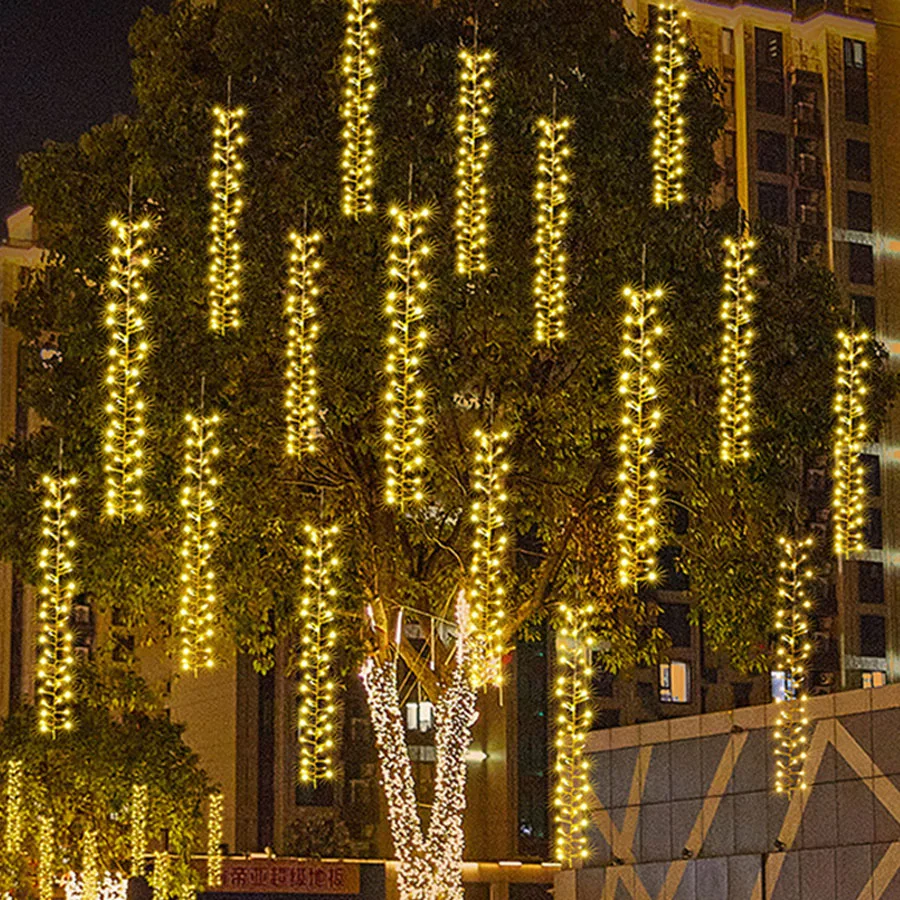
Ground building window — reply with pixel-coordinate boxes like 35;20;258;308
862;671;886;689
659;602;692;647
406;700;434;732
722;27;734;56
849;243;874;285
844;38;869;123
758;182;788;225
846;140;871;182
860;614;886;658
848;191;873;233
722;70;736;111
852;294;876;332
771;670;794;701
733;682;753;708
757;130;788;173
755;29;785;115
659;660;691;703
658;547;690;592
864;507;883;549
861;453;881;497
858;560;884;605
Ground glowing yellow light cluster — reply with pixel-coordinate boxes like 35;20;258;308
207;792;224;887
64;873;127;900
285;229;322;457
82;829;99;900
773;536;814;796
383;204;431;510
467;428;510;690
37;473;77;738
104;216;151;520
130;783;148;877
4;759;23;855
719;234;756;464
179;884;197;900
340;0;377;218
178;412;221;674
298;524;339;787
651;3;688;208
533;117;572;346
454;46;493;278
616;286;664;589
151;852;170;897
553;601;595;867
39;815;54;900
832;329;869;557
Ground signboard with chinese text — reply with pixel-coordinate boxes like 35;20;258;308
218;859;360;894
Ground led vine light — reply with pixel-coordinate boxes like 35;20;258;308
130;783;148;878
4;759;23;854
104;216;151;520
832;329;869;557
298;524;339;787
207;792;224;887
209;104;246;333
39;815;54;900
179;411;221;675
616;285;664;589
37;472;77;738
533;116;572;346
468;428;510;690
454;43;493;278
383;204;431;510
285;228;322;457
773;536;814;796
651;2;688;209
340;0;377;218
151;853;170;898
553;600;594;867
719;233;756;464
82;829;99;900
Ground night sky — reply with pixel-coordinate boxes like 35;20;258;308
0;1;167;238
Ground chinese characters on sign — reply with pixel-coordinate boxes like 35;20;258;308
219;860;360;894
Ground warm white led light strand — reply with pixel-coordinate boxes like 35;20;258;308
130;783;148;878
151;853;170;898
4;759;23;855
82;829;99;900
207;792;224;887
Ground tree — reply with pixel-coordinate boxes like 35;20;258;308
2;0;889;895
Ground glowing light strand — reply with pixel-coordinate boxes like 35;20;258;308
533;117;572;346
104;216;151;520
468;428;510;690
832;329;869;557
82;829;99;900
207;792;224;887
773;536;814;796
651;3;688;208
64;873;126;900
208;105;246;333
298;524;339;787
383;205;431;510
4;759;23;855
616;286;664;589
39;815;54;900
454;45;493;278
130;783;148;878
151;853;170;898
179;411;221;674
553;601;594;867
718;234;756;464
37;473;77;738
340;0;377;218
284;229;322;457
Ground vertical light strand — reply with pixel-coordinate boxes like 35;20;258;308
773;536;814;796
553;600;594;867
104;216;151;520
178;411;221;675
298;524;340;787
340;0;377;218
82;829;99;900
533;116;572;347
383;204;431;511
651;2;688;209
208;104;246;334
4;759;23;855
39;815;54;900
454;44;493;278
37;473;77;738
130;783;148;878
151;852;170;898
207;792;224;887
467;428;510;690
616;286;664;589
832;329;869;557
284;229;322;457
718;233;757;464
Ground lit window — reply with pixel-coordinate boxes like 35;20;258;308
405;700;434;732
770;669;795;701
722;28;734;56
862;671;886;689
659;660;690;703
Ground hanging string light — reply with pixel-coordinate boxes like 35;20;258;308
4;759;23;855
284;228;322;457
553;600;594;867
104;216;152;520
454;42;493;278
298;524;339;787
383;204;431;511
468;428;510;690
832;329;869;557
130;783;148;878
718;233;756;464
209;104;246;334
179;410;221;675
773;536;814;796
37;472;77;738
207;792;224;887
39;815;54;900
340;0;377;218
151;853;170;898
533;116;572;347
651;2;688;209
82;829;99;900
616;285;664;589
